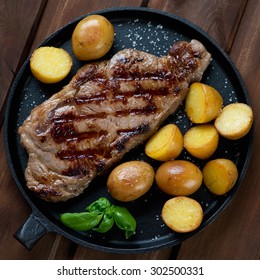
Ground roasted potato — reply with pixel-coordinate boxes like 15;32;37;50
214;103;253;140
72;15;114;60
203;158;238;195
107;161;154;202
155;160;202;196
185;82;223;123
30;46;72;83
145;124;183;161
162;196;203;233
184;124;219;159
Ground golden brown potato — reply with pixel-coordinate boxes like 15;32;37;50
203;158;238;195
162;196;203;233
107;161;154;202
185;82;223;123
145;124;183;161
214;103;253;140
30;46;72;83
155;160;202;196
184;124;219;159
72;15;114;60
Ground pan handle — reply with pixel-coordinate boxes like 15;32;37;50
14;212;51;250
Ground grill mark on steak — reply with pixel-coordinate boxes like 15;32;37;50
115;124;150;152
74;83;174;104
115;104;157;117
76;93;106;104
32;188;63;199
53;112;108;123
51;123;108;143
19;40;211;202
56;147;111;161
73;71;178;107
50;104;155;144
117;124;150;136
71;64;97;88
114;86;174;104
62;165;89;177
55;124;149;161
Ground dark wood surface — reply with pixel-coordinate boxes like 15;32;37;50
0;0;259;260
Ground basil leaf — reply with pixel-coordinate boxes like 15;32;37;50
60;212;103;231
93;212;114;233
86;197;111;213
60;198;137;239
113;206;136;239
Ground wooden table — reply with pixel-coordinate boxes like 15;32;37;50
0;0;259;260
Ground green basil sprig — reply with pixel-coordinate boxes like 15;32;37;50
60;197;136;239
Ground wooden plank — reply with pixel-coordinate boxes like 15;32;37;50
177;0;260;259
0;0;46;125
0;126;59;259
31;0;145;50
47;235;78;260
147;0;247;51
0;0;59;260
73;246;173;260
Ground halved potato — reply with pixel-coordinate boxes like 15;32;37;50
162;196;203;233
203;158;238;195
30;46;72;83
185;82;223;123
214;103;253;140
145;124;183;161
155;160;202;196
184;124;219;159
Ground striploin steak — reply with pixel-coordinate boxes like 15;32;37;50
19;39;211;202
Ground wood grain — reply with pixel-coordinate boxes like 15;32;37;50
31;0;144;50
147;0;247;51
0;0;57;260
72;246;173;260
0;125;60;260
0;0;46;125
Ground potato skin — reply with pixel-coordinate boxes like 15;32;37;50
203;158;238;195
107;161;154;202
72;15;114;60
145;124;183;161
155;160;202;196
162;196;203;233
185;82;223;123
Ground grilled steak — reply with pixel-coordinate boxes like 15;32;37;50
19;39;211;202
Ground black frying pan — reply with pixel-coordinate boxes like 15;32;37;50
4;7;253;253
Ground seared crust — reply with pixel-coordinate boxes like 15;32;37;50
19;39;211;202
